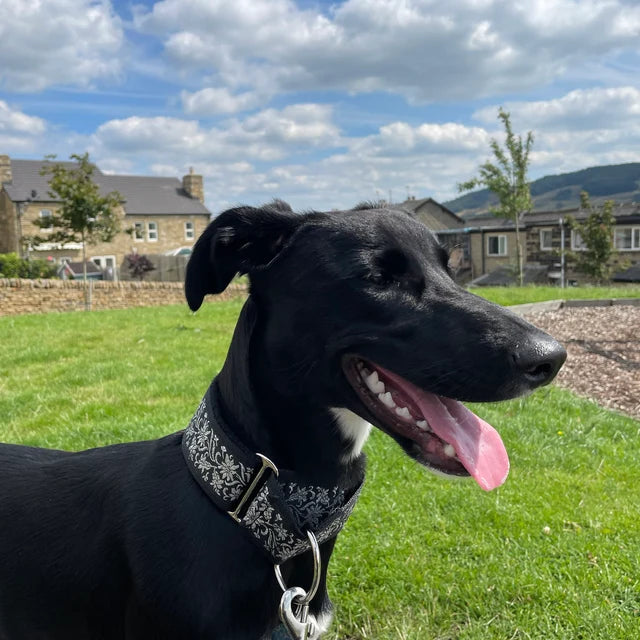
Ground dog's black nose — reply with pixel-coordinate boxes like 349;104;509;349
513;335;567;388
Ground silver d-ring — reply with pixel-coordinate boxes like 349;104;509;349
274;530;321;605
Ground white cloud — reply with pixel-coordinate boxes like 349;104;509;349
0;101;46;134
0;0;123;92
90;115;487;210
353;122;491;157
89;103;343;166
0;100;47;151
181;88;266;116
1;0;637;219
133;0;640;102
471;87;640;178
234;104;340;147
82;81;640;212
475;86;640;131
93;116;206;153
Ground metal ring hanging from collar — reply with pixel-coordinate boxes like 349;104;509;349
274;530;321;605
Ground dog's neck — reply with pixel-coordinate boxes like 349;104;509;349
216;298;362;489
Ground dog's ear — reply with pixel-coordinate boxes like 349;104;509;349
185;205;301;311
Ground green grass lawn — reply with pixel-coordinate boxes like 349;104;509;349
1;300;639;639
471;284;640;307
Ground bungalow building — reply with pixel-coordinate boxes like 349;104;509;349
392;195;640;284
465;203;640;285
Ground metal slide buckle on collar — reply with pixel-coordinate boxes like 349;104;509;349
227;453;279;523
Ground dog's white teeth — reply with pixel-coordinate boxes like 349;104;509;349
378;392;396;408
416;420;429;431
395;406;411;419
365;370;385;394
443;443;456;458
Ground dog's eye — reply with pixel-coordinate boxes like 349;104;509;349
368;249;422;294
376;249;408;278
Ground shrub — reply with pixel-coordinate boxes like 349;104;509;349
0;253;57;279
124;254;155;281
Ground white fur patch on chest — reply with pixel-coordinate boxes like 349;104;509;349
330;407;372;462
312;609;333;638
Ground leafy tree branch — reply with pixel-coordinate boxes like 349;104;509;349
458;108;534;286
565;192;618;283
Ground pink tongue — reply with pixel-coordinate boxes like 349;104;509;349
377;366;510;491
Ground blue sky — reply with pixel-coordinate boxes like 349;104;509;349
1;0;639;212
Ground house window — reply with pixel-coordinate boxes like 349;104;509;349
134;222;144;241
487;234;507;256
39;209;53;230
571;230;587;251
92;255;116;269
540;228;553;251
185;221;195;240
147;221;158;242
614;226;640;251
91;255;117;280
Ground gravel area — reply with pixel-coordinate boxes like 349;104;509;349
524;306;640;420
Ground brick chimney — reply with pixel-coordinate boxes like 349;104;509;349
0;155;11;184
182;167;204;203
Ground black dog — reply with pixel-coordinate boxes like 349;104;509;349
0;203;565;639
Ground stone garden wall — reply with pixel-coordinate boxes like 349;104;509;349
0;279;246;316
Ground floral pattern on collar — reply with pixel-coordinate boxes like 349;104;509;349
182;388;364;564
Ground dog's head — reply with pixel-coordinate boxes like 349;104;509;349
186;203;566;490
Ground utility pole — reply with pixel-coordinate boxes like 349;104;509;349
559;217;565;289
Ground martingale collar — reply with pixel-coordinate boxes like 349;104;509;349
182;380;365;565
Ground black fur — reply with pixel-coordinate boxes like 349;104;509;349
0;205;566;639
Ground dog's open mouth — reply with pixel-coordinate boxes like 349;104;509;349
343;357;510;491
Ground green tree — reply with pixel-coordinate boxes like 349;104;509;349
565;191;617;283
30;153;122;306
458;108;534;286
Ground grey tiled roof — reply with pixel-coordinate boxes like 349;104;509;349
99;175;210;215
464;203;640;229
3;160;86;203
397;198;465;230
400;197;462;219
2;159;210;216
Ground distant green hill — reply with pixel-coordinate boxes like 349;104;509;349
445;162;640;216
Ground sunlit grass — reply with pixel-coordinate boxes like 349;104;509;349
1;298;639;639
471;284;640;307
329;389;640;639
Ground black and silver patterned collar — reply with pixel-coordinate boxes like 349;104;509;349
182;380;365;565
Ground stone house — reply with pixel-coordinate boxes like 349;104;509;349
464;203;640;284
0;155;211;279
399;196;465;231
395;197;469;274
